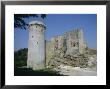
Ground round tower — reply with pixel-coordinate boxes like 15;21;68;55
27;21;46;70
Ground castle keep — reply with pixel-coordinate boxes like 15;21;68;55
27;21;46;70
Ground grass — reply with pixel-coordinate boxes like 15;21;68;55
14;67;64;76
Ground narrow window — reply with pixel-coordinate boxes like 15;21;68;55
32;36;33;38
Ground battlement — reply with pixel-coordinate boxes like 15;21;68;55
28;20;46;30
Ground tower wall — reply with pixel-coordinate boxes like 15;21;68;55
27;21;46;70
78;29;85;54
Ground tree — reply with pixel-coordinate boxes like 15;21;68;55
14;14;46;29
14;48;28;67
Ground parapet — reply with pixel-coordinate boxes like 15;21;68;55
28;20;46;29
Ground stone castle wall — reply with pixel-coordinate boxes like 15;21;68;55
27;21;96;70
46;29;87;66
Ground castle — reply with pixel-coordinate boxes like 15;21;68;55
27;20;87;70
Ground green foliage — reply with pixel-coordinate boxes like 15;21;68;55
14;48;64;76
14;14;46;29
14;48;28;67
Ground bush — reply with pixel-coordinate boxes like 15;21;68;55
14;48;28;67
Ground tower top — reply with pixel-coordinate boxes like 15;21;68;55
29;20;46;27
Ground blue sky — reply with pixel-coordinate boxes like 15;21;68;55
14;14;97;51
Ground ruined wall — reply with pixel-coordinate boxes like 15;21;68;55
46;41;52;66
46;29;87;66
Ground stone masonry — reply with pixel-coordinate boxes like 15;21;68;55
27;21;46;70
46;29;87;67
27;20;96;70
